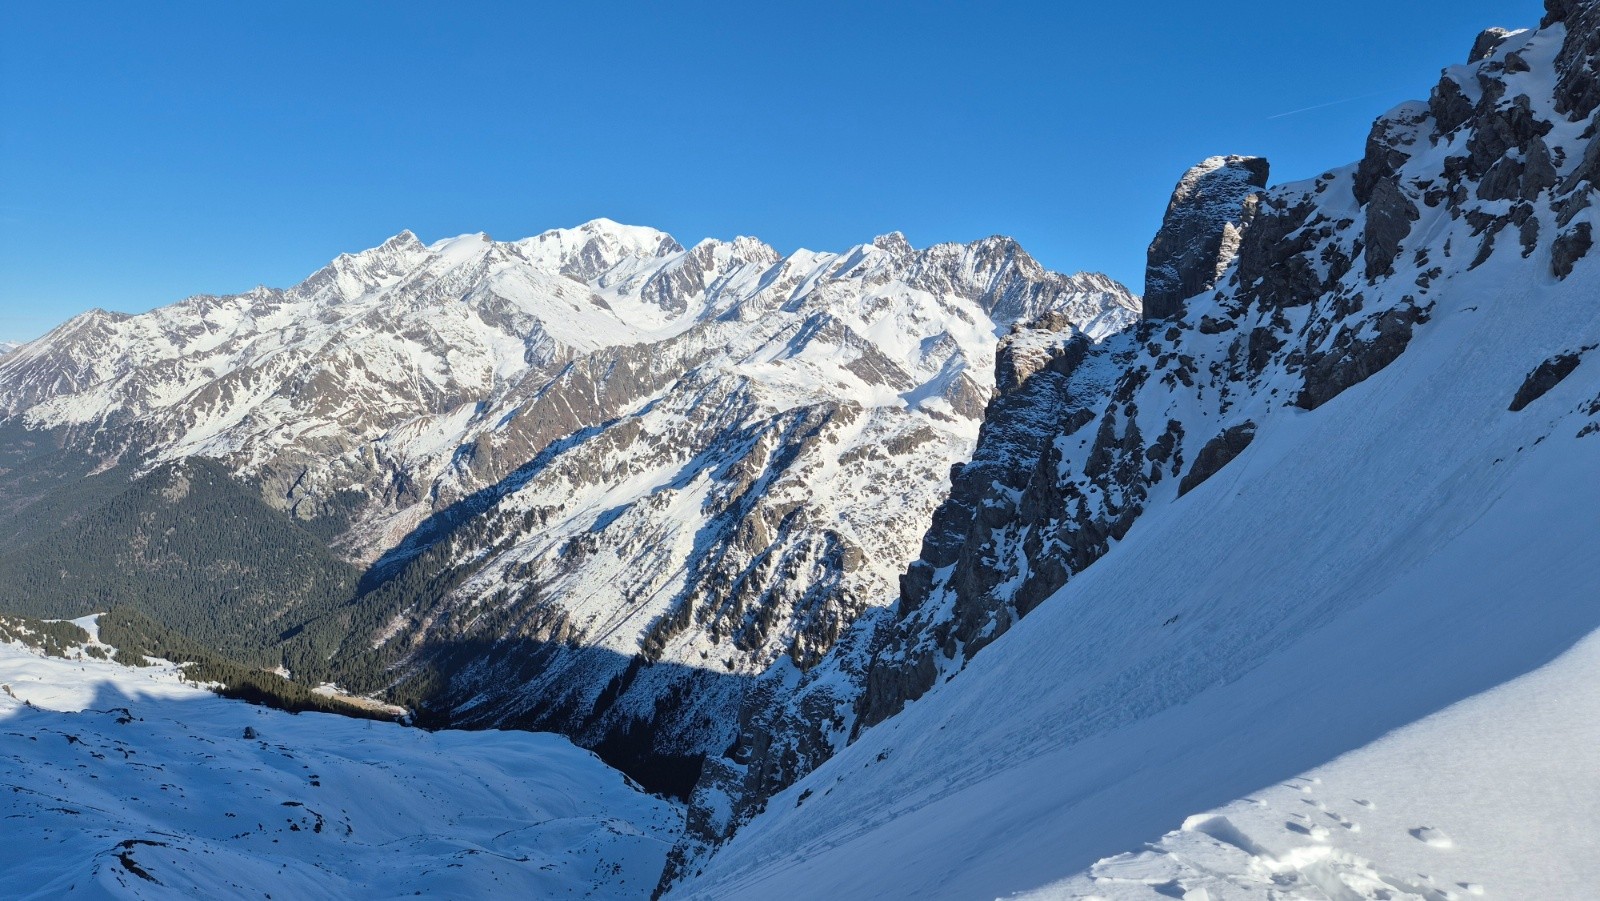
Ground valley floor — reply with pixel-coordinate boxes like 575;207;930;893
0;639;681;899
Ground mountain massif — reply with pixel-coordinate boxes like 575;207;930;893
5;2;1600;898
0;219;1135;794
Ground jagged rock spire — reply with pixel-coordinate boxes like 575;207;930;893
1143;155;1269;321
1470;27;1516;62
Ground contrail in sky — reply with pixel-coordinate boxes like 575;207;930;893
1267;89;1404;120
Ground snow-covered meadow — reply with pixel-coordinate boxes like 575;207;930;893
0;632;680;898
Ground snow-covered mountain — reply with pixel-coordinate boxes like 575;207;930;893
0;220;1136;792
0;619;680;898
662;3;1600;896
0;342;19;357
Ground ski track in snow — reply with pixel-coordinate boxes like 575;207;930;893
0;637;681;898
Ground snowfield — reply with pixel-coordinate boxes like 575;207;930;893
1028;628;1600;900
0;635;681;898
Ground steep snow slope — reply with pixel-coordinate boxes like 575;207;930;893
1034;628;1600;899
674;186;1600;901
670;5;1600;896
0;624;680;898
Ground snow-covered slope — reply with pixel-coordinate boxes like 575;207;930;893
666;4;1600;896
1033;627;1600;900
0;622;680;898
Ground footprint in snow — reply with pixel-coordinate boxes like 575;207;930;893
1354;799;1377;809
1285;820;1331;841
1410;826;1454;849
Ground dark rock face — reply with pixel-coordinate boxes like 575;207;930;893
1471;27;1517;63
1177;423;1257;497
859;322;1133;727
1144;156;1270;320
1364;178;1422;279
1554;222;1594;278
1296;304;1427;411
1511;351;1587;410
1356;104;1429;205
1552;0;1600;118
1233;192;1333;312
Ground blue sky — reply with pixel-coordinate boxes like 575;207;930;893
0;0;1548;341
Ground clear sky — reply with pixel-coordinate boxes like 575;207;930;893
0;0;1548;341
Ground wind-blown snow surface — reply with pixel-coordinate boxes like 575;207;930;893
0;635;680;898
670;57;1600;901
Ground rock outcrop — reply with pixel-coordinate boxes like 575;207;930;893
1472;27;1517;63
1511;348;1590;410
1143;155;1270;320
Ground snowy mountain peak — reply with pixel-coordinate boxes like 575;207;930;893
727;234;778;260
516;218;685;282
337;229;430;266
383;228;426;250
42;307;132;342
871;231;914;255
426;231;492;252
